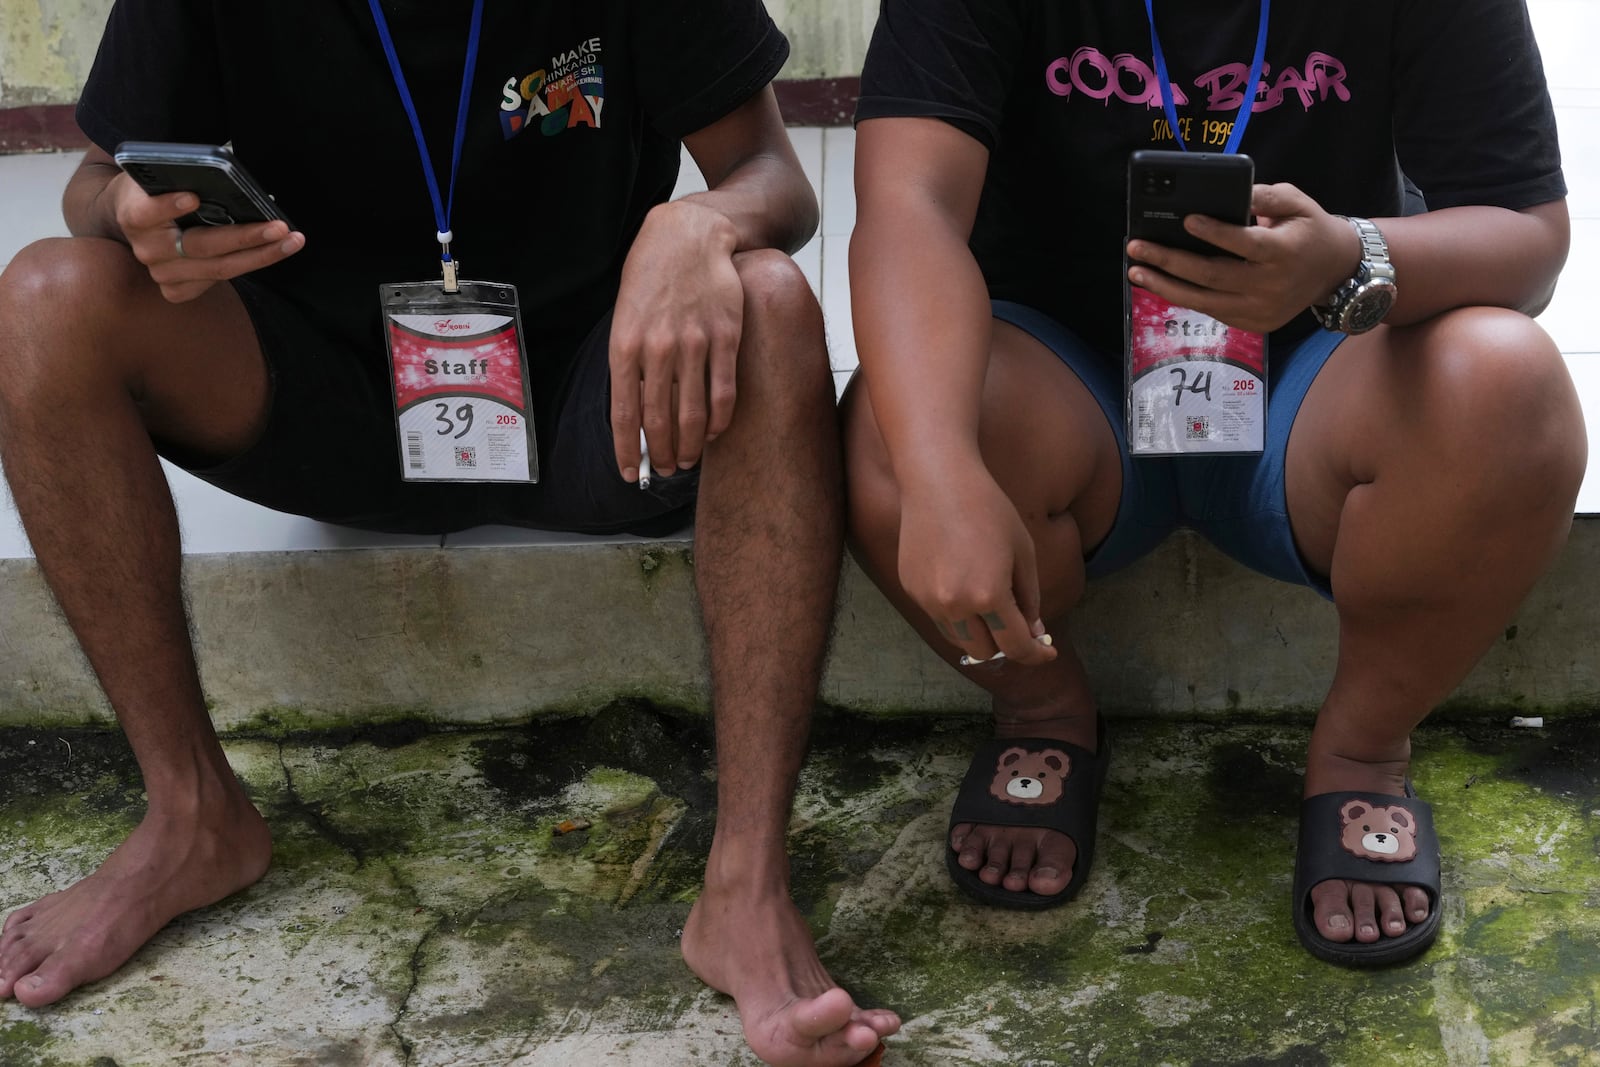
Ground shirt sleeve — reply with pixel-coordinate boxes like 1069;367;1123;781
74;0;228;154
630;0;790;141
854;0;1025;150
1391;0;1566;210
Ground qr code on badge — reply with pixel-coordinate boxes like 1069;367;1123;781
454;446;477;468
1186;416;1210;440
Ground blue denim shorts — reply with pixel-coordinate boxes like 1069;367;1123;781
993;301;1346;599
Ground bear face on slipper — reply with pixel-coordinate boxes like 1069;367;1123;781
989;747;1072;806
1338;799;1420;863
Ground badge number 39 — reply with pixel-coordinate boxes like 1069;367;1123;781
387;312;536;482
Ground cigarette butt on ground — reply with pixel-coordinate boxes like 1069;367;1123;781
1509;716;1544;729
552;818;592;836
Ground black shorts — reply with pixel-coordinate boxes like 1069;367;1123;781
156;280;699;537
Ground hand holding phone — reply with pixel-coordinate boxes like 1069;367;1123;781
1127;149;1253;257
109;141;304;303
114;142;293;229
1126;153;1363;335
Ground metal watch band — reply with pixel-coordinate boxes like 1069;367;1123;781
1312;215;1397;333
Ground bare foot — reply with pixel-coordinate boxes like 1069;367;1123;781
1303;748;1431;945
681;886;899;1066
0;789;271;1007
949;710;1099;897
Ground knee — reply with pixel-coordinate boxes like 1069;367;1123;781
0;238;143;398
731;248;832;410
735;247;821;338
1416;308;1586;505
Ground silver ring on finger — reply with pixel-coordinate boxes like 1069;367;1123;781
174;230;188;259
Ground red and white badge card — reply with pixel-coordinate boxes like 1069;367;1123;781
380;281;538;483
1126;285;1266;456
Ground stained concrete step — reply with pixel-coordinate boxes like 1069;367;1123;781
1;519;1597;730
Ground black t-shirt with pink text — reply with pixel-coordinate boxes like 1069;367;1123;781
856;0;1565;352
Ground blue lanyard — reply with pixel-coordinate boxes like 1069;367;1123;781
1145;0;1270;154
368;0;485;267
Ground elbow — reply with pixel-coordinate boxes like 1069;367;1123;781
1519;199;1570;318
784;165;820;254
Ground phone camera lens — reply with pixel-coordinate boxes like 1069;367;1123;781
1143;171;1177;197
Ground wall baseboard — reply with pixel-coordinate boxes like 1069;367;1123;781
774;77;860;126
1;78;860;154
0;105;90;153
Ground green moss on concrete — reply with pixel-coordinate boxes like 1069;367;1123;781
4;711;1599;1064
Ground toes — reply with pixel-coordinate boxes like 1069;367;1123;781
790;987;859;1042
0;934;48;999
978;837;1012;887
1349;882;1379;943
10;960;77;1009
954;825;986;872
1310;879;1355;943
853;1008;902;1037
1;906;37;951
949;824;970;852
1375;885;1406;937
1003;840;1037;893
1404;885;1430;924
1029;833;1076;896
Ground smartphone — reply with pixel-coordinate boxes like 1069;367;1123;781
1127;150;1253;256
113;142;292;230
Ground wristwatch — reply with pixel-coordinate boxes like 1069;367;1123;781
1312;216;1397;334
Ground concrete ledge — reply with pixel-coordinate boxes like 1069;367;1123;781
3;520;1596;728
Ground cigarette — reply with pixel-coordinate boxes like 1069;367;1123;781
958;632;1053;667
638;428;651;490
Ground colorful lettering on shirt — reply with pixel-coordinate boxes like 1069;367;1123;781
499;36;606;139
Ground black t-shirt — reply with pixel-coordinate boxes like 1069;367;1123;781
856;0;1566;353
77;0;788;363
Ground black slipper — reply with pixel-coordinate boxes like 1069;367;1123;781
1292;783;1443;967
945;718;1109;910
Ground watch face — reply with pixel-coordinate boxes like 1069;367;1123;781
1344;282;1397;334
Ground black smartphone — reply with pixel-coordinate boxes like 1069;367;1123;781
113;142;292;230
1127;149;1253;256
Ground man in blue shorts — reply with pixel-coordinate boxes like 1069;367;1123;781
843;0;1584;966
0;2;899;1062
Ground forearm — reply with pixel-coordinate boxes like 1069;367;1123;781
1376;200;1568;325
673;153;818;256
850;205;993;491
62;155;128;242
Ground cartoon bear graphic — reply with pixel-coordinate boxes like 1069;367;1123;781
989;746;1071;805
1338;799;1420;863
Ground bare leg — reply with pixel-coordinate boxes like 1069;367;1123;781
1286;309;1585;945
843;320;1123;897
679;251;899;1065
0;239;275;1007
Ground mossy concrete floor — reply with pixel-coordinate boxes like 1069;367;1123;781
1;707;1597;1067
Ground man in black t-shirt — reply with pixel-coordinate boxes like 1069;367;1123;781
845;0;1584;967
0;3;900;1061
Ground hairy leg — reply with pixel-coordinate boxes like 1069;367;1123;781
679;250;898;1066
1286;309;1585;945
0;238;275;1007
843;320;1123;897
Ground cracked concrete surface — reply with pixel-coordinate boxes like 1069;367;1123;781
2;707;1598;1066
